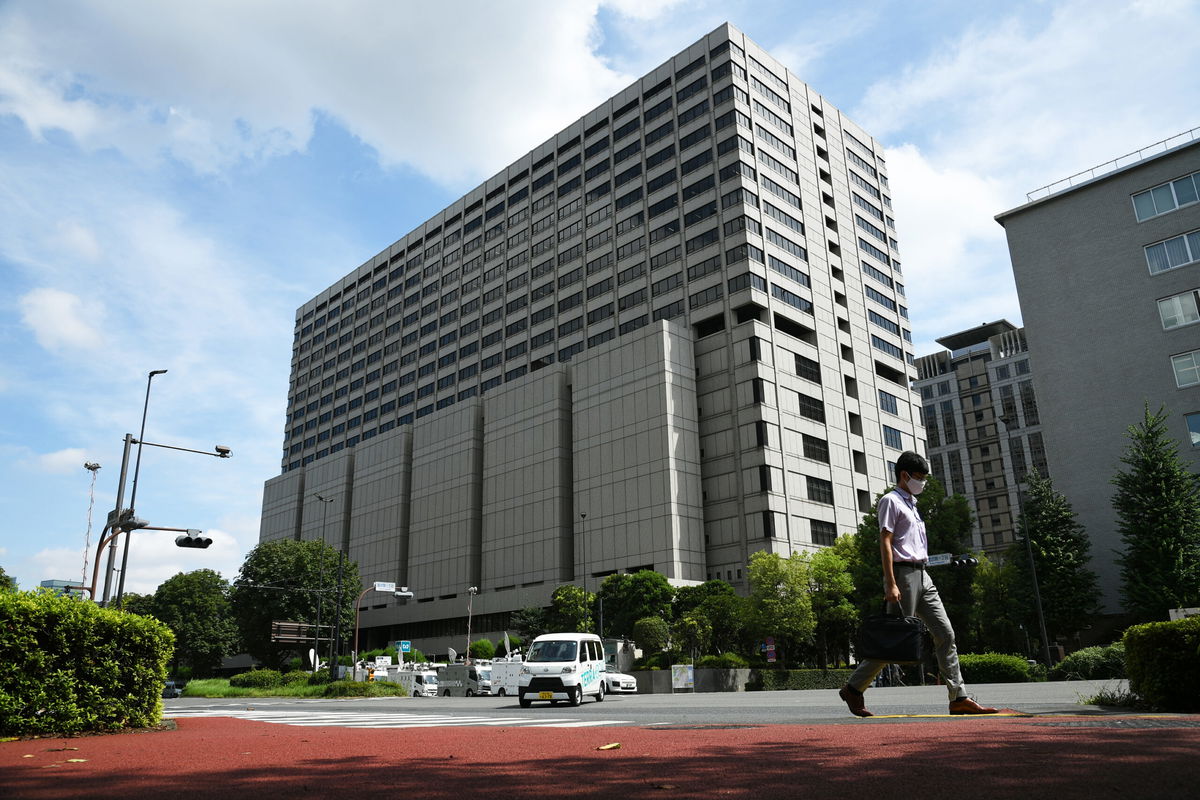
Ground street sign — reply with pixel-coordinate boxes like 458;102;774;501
926;553;952;567
374;581;396;592
399;640;412;653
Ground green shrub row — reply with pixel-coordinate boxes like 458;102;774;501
750;669;852;691
0;590;174;735
696;653;751;669
958;652;1040;683
1049;642;1125;681
1124;616;1200;713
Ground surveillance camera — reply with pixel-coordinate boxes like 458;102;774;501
84;462;101;471
215;445;232;457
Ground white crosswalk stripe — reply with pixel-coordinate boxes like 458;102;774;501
167;707;631;729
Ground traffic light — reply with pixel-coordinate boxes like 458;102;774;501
175;529;212;549
950;554;979;568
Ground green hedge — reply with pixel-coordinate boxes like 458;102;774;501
322;680;407;697
230;668;284;688
0;590;174;735
1049;642;1125;681
697;653;750;669
1124;617;1200;712
751;669;852;691
958;652;1038;683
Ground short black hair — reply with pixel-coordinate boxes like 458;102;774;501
895;451;930;482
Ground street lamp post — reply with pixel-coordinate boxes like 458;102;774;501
1000;416;1053;667
353;584;413;667
312;494;335;671
465;586;478;664
114;370;167;607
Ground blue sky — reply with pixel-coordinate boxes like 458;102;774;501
2;0;1198;593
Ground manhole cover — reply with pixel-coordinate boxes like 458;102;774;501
1035;719;1200;729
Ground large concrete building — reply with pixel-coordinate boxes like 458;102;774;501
996;133;1200;611
914;320;1048;554
258;23;920;655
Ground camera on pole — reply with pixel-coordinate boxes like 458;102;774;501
175;529;212;549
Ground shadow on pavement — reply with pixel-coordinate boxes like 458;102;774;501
3;716;1198;799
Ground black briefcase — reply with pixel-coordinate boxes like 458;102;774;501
855;604;924;664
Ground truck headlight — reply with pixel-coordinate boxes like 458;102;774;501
561;665;576;674
520;666;531;675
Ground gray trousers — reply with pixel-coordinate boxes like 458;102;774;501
848;564;967;701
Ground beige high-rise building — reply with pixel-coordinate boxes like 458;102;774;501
259;23;921;655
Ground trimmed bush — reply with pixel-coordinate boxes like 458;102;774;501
751;669;852;691
1050;642;1125;681
958;653;1036;683
0;590;174;735
281;670;311;684
697;653;750;669
308;668;333;685
322;680;407;697
229;668;284;689
1124;617;1200;712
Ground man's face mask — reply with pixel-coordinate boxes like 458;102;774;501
905;474;927;495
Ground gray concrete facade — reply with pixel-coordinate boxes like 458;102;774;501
261;23;921;656
996;138;1200;611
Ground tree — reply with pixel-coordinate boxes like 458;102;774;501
469;639;495;660
672;579;747;654
633;616;671;653
969;553;1029;656
151;569;239;678
807;539;859;669
230;539;361;670
494;633;523;658
0;565;16;592
746;550;814;667
1010;470;1100;640
120;592;156;618
597;571;674;638
1113;405;1200;621
546;584;594;633
511;606;549;642
672;612;712;660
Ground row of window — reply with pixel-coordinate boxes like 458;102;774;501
1133;169;1200;221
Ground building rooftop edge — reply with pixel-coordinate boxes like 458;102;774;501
995;131;1200;226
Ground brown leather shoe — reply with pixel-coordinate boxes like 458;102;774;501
839;684;873;717
949;696;998;715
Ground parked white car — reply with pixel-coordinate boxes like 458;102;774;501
604;670;638;694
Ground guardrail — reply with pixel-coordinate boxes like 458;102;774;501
1025;126;1200;203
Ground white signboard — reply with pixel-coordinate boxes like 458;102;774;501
374;581;397;593
926;553;951;567
671;664;694;690
374;655;393;666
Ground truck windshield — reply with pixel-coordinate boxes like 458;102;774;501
527;640;578;662
424;674;438;685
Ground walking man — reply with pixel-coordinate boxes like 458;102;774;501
839;451;998;717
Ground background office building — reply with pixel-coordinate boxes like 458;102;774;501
259;23;921;655
996;133;1200;612
914;320;1048;554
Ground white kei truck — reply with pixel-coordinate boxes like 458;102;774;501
517;632;606;707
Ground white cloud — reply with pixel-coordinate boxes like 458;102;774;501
18;288;104;352
57;221;103;262
0;1;687;184
33;447;93;475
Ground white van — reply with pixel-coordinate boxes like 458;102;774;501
392;665;439;697
439;663;492;696
518;632;606;707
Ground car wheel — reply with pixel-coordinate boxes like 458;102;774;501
443;689;451;697
466;689;474;697
518;693;532;708
569;686;583;707
497;688;506;696
596;682;605;702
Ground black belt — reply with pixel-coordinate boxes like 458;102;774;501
894;561;927;568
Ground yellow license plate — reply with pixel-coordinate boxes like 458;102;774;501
538;691;554;699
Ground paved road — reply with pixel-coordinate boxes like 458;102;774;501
164;679;1133;728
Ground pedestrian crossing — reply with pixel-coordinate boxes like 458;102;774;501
167;707;632;729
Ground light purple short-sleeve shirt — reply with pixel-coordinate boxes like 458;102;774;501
878;488;927;562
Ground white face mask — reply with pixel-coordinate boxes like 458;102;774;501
906;476;927;496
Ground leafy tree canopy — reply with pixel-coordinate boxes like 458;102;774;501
230;539;361;670
546;584;595;633
0;565;17;592
746;550;814;667
597;570;674;638
151;569;239;678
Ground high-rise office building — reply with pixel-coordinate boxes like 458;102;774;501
914;320;1048;554
259;23;920;655
996;132;1200;612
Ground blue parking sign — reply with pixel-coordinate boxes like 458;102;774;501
399;640;412;653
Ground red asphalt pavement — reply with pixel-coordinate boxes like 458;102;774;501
4;715;1198;800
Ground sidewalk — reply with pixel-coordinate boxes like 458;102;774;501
4;687;1197;800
